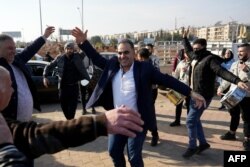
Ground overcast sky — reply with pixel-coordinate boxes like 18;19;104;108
0;0;249;41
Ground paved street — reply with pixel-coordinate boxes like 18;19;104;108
33;93;244;167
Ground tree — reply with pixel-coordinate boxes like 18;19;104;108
109;38;118;47
90;36;103;46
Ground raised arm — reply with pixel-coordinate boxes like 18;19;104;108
16;26;55;63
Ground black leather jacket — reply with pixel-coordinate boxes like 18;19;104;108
43;53;90;88
183;37;241;99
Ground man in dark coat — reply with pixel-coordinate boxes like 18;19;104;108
72;27;206;167
0;26;55;121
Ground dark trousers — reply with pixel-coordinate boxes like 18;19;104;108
228;105;240;132
234;97;250;137
80;85;95;110
175;96;190;123
151;88;158;136
60;84;79;120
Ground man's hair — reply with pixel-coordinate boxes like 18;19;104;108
64;42;75;50
0;34;13;47
238;43;250;50
138;48;150;59
193;38;207;47
146;43;154;49
118;39;134;49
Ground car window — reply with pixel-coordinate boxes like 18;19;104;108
27;64;53;76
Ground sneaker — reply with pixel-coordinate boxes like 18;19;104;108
220;131;236;140
150;135;159;146
182;148;198;158
82;109;87;115
243;139;250;151
170;121;181;127
196;143;210;154
218;105;226;110
92;108;96;114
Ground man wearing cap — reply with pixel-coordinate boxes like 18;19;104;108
43;42;90;120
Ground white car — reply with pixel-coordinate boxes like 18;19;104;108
100;52;118;59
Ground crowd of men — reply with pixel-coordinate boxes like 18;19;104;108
0;25;250;167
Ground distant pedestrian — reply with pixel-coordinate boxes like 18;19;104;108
44;51;54;62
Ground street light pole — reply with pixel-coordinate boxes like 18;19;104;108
77;0;84;31
39;0;43;35
81;0;84;31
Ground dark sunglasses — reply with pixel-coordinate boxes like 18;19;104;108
118;51;130;55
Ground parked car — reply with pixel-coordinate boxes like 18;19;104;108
26;60;59;102
100;52;118;59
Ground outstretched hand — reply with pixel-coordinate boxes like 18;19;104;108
43;26;55;38
71;27;88;44
105;105;144;138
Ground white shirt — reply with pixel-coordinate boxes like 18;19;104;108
190;60;198;89
10;64;33;121
112;63;138;112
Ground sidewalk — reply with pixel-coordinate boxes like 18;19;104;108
33;93;244;167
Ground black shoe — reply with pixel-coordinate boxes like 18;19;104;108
243;139;250;151
182;148;198;158
220;131;236;140
150;135;159;146
196;143;210;154
218;105;226;110
92;108;96;114
82;109;87;115
170;121;181;127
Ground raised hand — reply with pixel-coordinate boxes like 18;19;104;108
182;26;189;38
71;27;88;44
43;26;55;38
105;105;144;138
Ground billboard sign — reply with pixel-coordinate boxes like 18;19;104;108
2;31;21;38
59;29;72;36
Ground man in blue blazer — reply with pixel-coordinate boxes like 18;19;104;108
0;26;55;121
72;27;206;167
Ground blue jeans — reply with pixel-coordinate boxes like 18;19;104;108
186;98;212;149
108;130;147;167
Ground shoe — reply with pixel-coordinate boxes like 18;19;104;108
150;135;159;146
220;131;236;140
170;121;181;127
82;109;87;115
218;105;226;110
196;143;210;154
182;148;198;158
243;139;250;151
92;108;96;114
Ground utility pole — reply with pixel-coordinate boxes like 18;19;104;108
77;0;84;31
39;0;43;35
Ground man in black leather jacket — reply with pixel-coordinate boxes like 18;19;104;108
181;27;249;158
43;42;90;120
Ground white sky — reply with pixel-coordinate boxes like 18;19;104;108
0;0;249;42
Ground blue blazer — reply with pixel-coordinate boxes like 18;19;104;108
79;41;191;130
0;36;46;119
